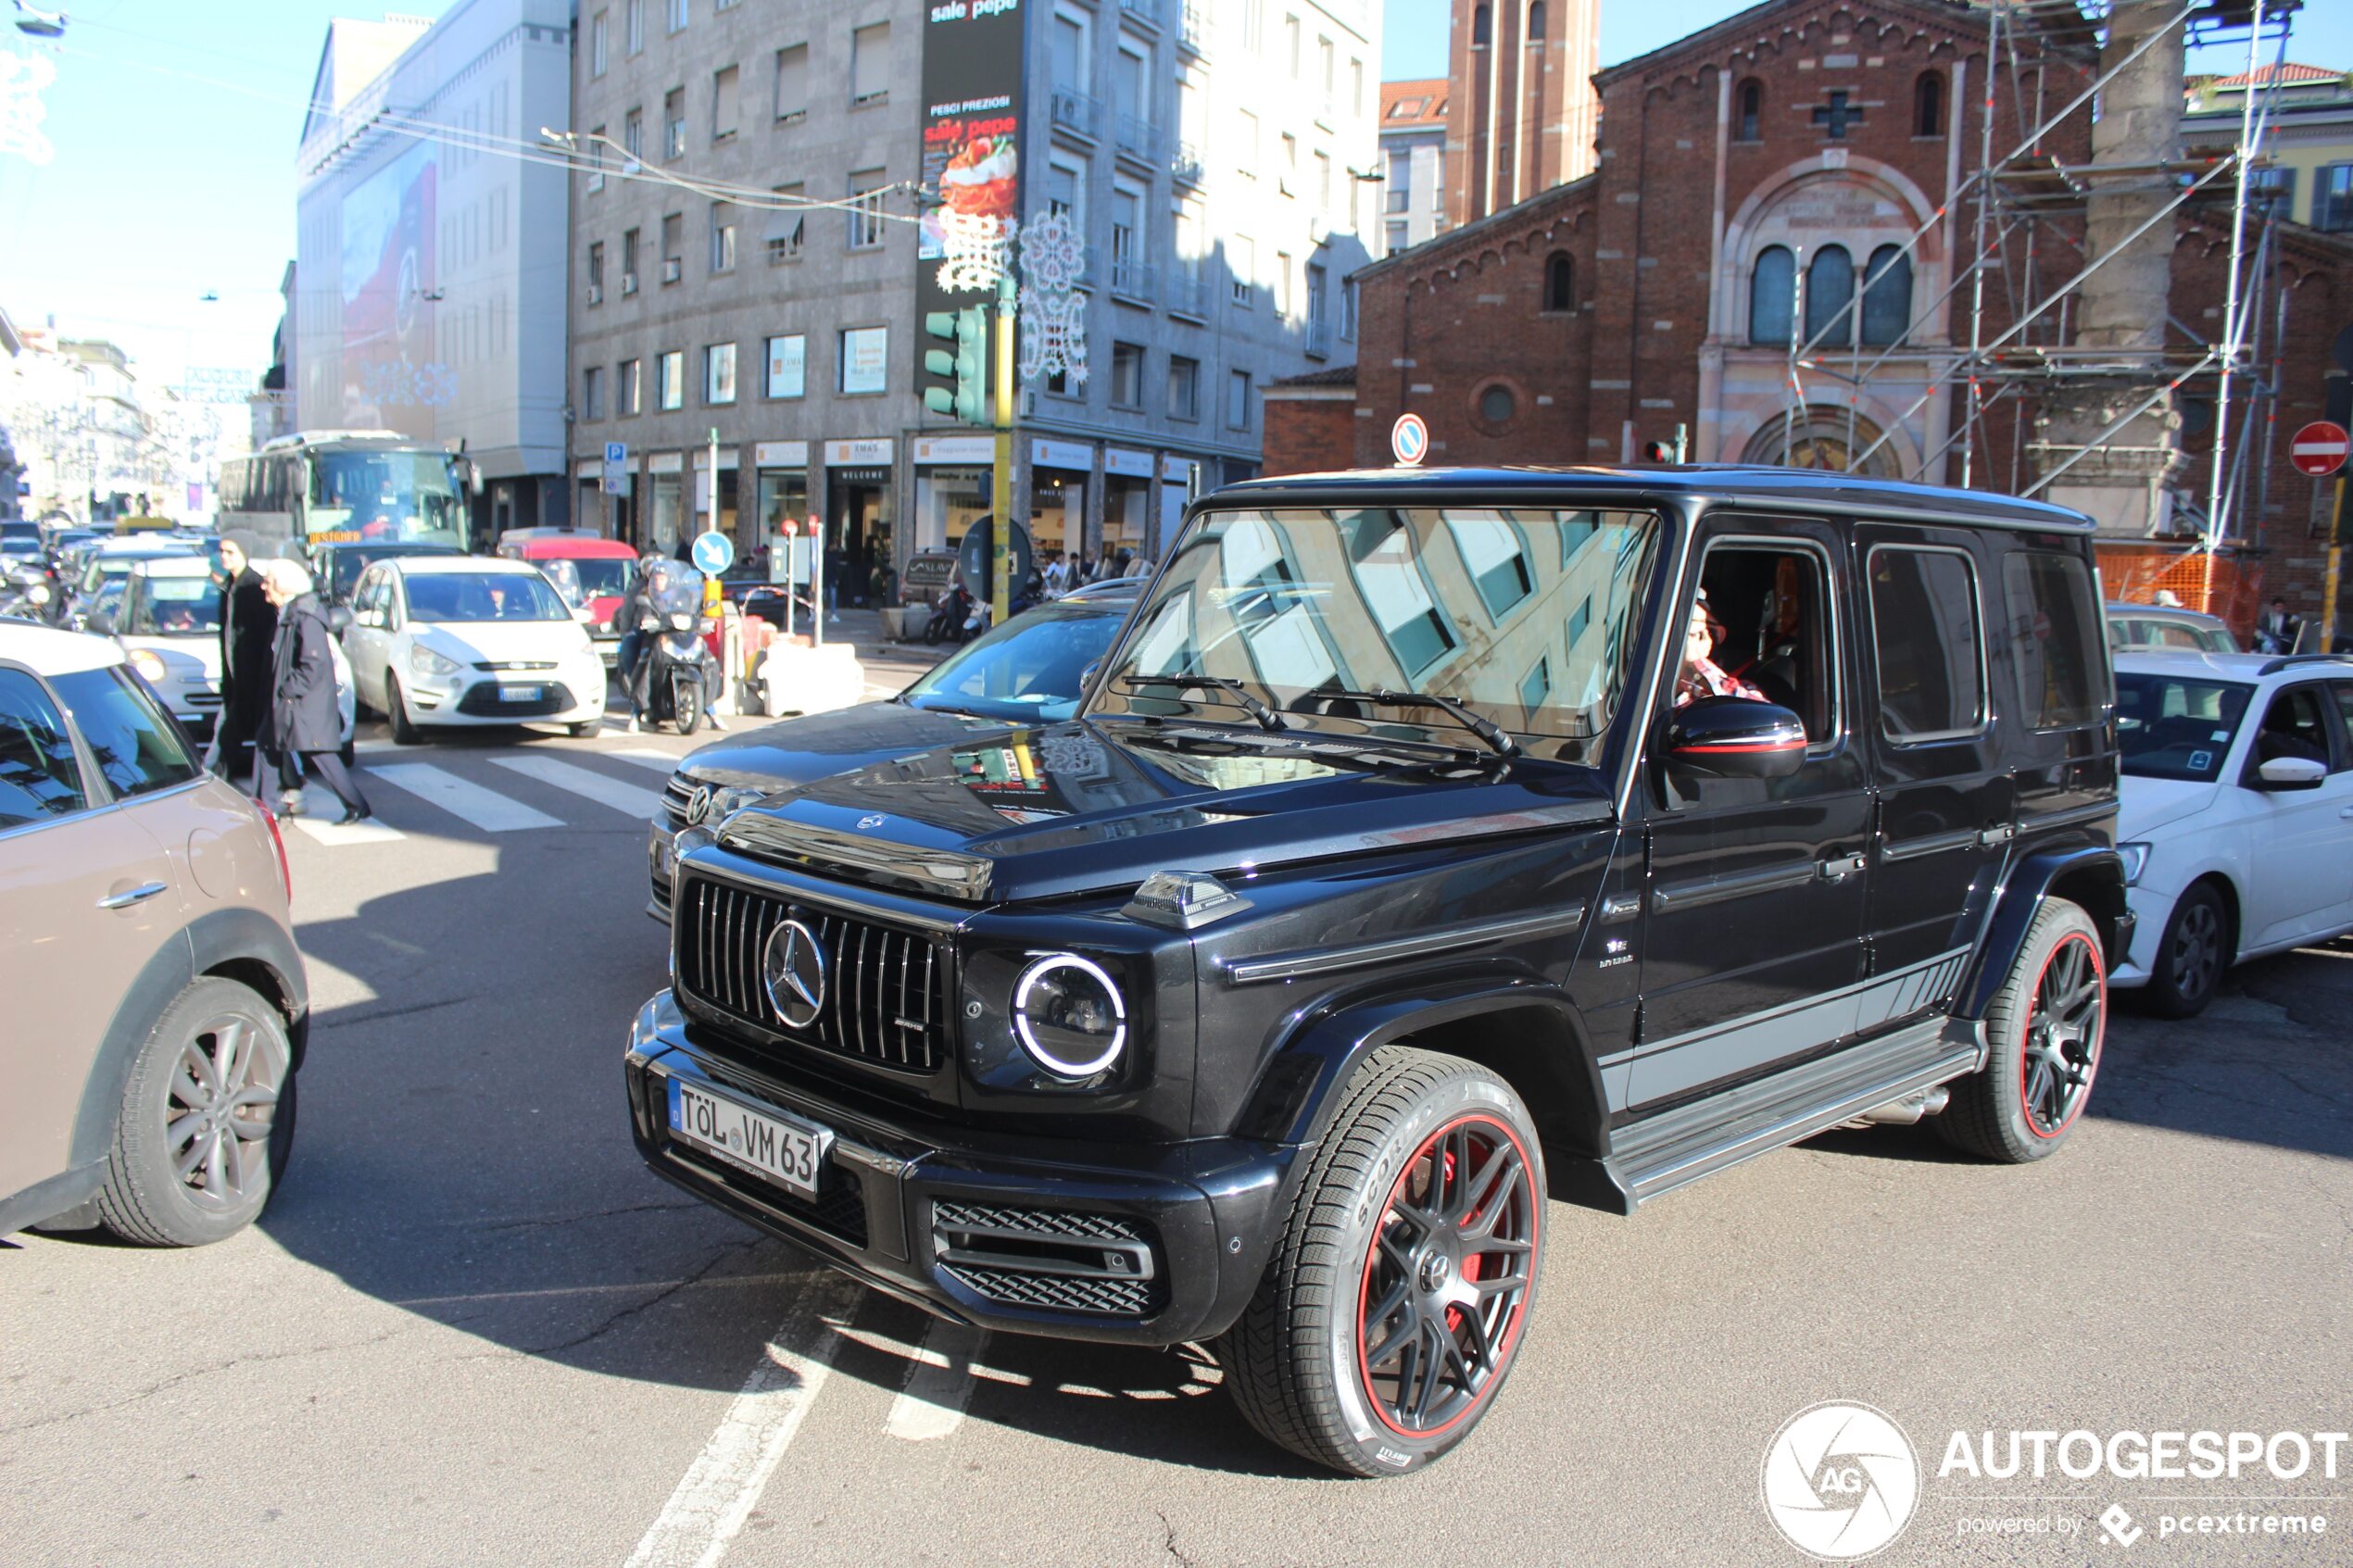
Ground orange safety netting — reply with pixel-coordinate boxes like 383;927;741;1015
2094;543;2265;642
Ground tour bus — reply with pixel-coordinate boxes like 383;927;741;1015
217;431;479;558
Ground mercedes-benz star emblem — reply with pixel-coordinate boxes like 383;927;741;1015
761;918;828;1029
686;784;713;825
857;813;886;830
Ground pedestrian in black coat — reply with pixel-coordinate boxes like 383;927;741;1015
257;558;370;823
210;530;276;778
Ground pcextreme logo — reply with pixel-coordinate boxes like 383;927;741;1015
1761;1401;1922;1561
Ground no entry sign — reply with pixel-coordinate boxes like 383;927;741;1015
2291;420;2349;479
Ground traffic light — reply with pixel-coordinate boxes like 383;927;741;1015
1639;439;1676;463
923;307;988;426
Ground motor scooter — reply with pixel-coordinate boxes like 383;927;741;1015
630;573;721;734
925;582;976;645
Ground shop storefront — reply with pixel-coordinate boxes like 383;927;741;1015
647;452;685;557
1102;447;1155;566
1029;438;1091;572
824;438;895;608
912;434;995;557
753;441;809;583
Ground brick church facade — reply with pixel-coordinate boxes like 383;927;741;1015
1270;0;2353;627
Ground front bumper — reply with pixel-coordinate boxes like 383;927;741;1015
2110;887;2162;988
623;989;1293;1346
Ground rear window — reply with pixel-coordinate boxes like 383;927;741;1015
48;666;200;797
2002;551;2108;730
128;575;224;635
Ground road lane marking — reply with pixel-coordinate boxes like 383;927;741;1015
284;815;406;846
623;1273;860;1568
489;755;668;821
882;1319;986;1443
367;763;565;832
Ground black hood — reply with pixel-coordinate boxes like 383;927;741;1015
713;718;1615;905
674;701;1022;793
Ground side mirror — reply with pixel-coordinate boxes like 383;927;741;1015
2255;755;2326;791
326;605;355;636
1079;659;1103;695
1663;696;1808;779
84;609;115;636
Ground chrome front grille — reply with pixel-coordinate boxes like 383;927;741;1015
662;771;697;831
675;873;946;1074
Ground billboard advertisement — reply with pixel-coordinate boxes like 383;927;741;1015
915;0;1026;394
339;142;445;437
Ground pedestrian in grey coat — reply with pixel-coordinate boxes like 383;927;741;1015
257;559;371;823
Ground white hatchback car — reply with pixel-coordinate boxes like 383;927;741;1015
107;556;358;762
341;555;608;741
2111;650;2353;1016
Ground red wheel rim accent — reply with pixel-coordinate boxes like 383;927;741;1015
1353;1112;1539;1439
2017;931;2105;1139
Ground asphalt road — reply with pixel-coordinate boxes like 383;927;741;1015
4;683;2349;1567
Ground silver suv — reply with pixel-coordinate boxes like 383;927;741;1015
0;621;308;1246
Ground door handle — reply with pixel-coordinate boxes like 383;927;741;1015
97;881;169;910
1818;853;1867;882
1978;823;2017;847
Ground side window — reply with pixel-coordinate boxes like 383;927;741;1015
1868;546;1984;742
2253;685;2337;773
1686;542;1839;742
2334;684;2353;748
47;667;200;798
2002;550;2108;730
0;669;89;828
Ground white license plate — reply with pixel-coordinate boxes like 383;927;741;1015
668;1078;831;1199
498;684;543;702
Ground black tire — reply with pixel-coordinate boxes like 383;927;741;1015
2145;881;2229;1019
94;977;297;1248
923;617;946;646
385;675;424;745
569;720;601;738
1213;1046;1545;1477
1938;898;2107;1163
672;676;703;736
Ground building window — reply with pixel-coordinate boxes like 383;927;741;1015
1476;383;1516;430
1285;12;1300;75
1342;512;1456;675
619;358;642;415
1231;234;1254;305
660;212;683;282
1528;1;1547;41
1749;245;1794;345
1543;251;1574;313
1736;79;1762;143
1386;146;1410;213
625;0;643;54
839;326;888;394
847;170;887;249
712;66;739;140
623;108;644;162
1319;35;1334;96
850;22;891;107
764;333;805;398
1306;259;1328;335
1279;132;1298;194
1315;149;1332;210
1449;514;1533;616
1351;56;1363;114
1276;249;1293;317
1227;369;1252;430
1341;278;1358;339
1167;354;1201;420
582;365;605;420
710;202;736;272
2316;164;2353;232
1472;4;1491;47
1385;220;1408;257
1110;342;1144;408
586;241;605;302
765;184;805;262
657;349;684;410
622;227;641;293
1914;71;1944;137
1237;108;1259;172
774;44;808;123
705;343;736;404
1806;245;1856;347
1051;11;1088;92
666;0;686;33
663;88;686;159
1860;245;1912;345
2248;166;2293;218
590;9;608;76
585;124;607;192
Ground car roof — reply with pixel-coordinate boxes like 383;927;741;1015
510;536;635;558
2106;601;2228;625
95;537;195;557
0;621;127;675
127;556;216;578
2113;650;2351;682
1214;465;2096;533
382;555;541;577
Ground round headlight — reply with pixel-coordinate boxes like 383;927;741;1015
1012;953;1127;1078
127;647;167;684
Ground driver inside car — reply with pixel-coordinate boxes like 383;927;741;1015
1675;587;1767;707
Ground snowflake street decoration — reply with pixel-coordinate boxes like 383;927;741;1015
937;210;1017;294
0;52;57;167
1016;211;1088;385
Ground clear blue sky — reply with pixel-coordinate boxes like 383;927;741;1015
0;1;2343;396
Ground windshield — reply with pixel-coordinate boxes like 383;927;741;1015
907;607;1125;721
308;450;464;548
2116;671;2251;782
127;575;223;636
570;557;635;599
327;546;457;601
1090;506;1662;756
404;571;569;623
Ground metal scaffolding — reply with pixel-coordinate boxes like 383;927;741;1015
1784;0;2302;551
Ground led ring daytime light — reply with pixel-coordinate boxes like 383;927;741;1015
1012;952;1128;1078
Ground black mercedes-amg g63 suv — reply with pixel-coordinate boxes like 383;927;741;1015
623;466;2126;1476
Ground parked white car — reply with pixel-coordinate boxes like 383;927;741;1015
2110;650;2353;1016
340;556;608;742
107;557;357;764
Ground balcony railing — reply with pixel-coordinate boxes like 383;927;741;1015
1114;115;1158;164
1049;88;1101;141
1117;0;1165;30
1111;255;1154;300
1166;269;1208;318
1177;0;1210;54
1170;141;1204;185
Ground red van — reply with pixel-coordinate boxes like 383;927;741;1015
496;528;638;667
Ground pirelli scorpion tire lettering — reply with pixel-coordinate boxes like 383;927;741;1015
1214;1046;1546;1476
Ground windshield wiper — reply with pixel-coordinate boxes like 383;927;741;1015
1304;687;1519;757
1113;672;1289;732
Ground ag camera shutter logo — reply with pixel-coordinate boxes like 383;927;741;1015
1762;1401;1920;1560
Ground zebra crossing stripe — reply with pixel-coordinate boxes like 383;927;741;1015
283;814;405;846
367;763;565;833
489;755;669;821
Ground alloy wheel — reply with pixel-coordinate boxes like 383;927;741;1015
2168;899;2221;1004
2020;933;2104;1139
166;1014;286;1210
1354;1115;1538;1436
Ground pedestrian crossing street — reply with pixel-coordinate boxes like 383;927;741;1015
279;743;684;846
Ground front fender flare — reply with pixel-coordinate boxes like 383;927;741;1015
1954;846;2127;1021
